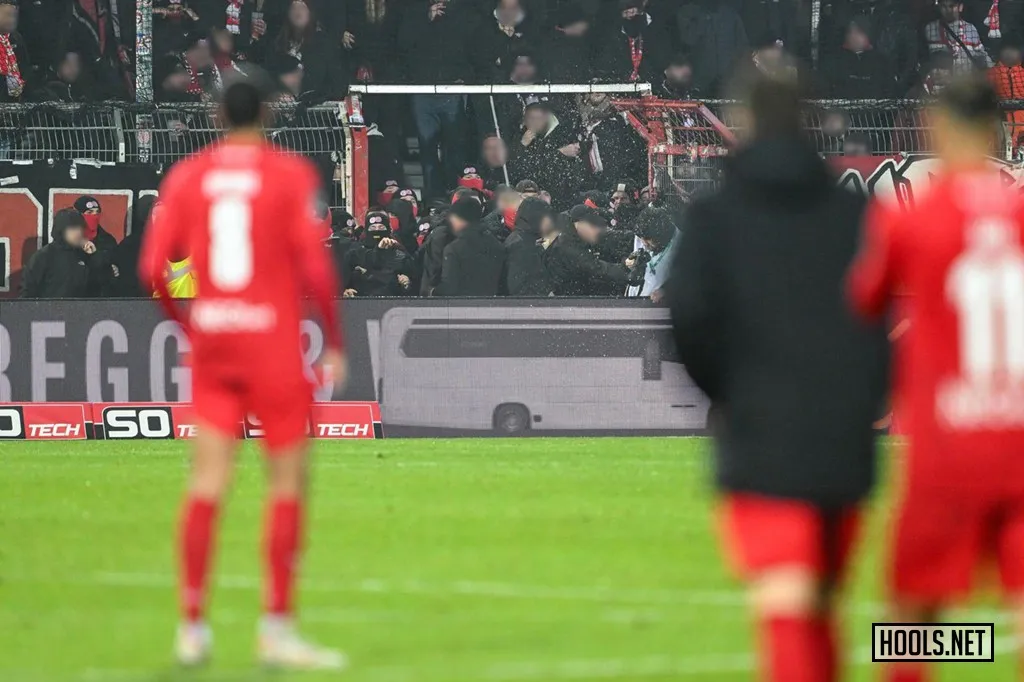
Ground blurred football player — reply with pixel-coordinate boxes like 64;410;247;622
850;74;1024;682
139;77;346;670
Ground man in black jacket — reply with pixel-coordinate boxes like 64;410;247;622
73;194;120;297
545;205;633;296
821;15;896;98
112;194;155;297
505;196;554;296
344;210;412;297
22;208;93;298
434;198;506;296
666;75;888;682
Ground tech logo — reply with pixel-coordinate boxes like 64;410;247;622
0;404;88;440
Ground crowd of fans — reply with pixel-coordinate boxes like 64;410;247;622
11;0;1024;298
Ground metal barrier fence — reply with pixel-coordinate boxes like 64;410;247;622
0;101;353;206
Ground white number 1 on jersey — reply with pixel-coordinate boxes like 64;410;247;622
948;218;1024;384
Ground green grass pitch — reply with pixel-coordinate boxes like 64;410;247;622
0;438;1012;681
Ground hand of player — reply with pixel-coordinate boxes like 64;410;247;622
343;288;358;298
342;31;356;49
397;274;410;288
318;348;348;395
378;237;400;250
559;143;581;158
82;240;96;255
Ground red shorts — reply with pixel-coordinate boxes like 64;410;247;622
192;368;312;451
718;493;861;582
890;488;1024;602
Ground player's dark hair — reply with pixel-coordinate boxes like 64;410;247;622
222;81;263;128
936;74;1001;127
748;75;802;139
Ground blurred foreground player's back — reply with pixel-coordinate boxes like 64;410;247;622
849;75;1024;682
667;73;889;682
139;78;347;671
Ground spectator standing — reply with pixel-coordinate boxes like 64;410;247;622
595;0;671;83
74;194;120;296
544;3;592;82
192;0;267;58
21;209;93;299
821;16;896;98
677;0;748;94
61;0;133;99
545;204;632;296
851;0;920;93
925;0;993;72
153;0;201;56
655;53;699;99
505;196;554;296
508;96;589;212
156;53;201;101
632;205;678;300
482;184;521;242
477;50;541;143
479;133;510;189
34;51;88;102
474;0;536;83
345;0;401;82
418;190;482;295
400;0;474;199
577;91;646;190
270;0;343;101
112;194;155;297
180;33;220;101
991;36;1024;149
434;198;507;296
345;210;412;296
0;0;28;103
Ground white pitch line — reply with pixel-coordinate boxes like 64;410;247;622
83;571;1013;625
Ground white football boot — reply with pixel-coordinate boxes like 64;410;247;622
257;616;347;671
174;621;212;667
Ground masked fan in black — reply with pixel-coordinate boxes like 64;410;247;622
344;210;412;297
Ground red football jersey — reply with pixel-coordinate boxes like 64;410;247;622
849;169;1024;497
139;140;342;382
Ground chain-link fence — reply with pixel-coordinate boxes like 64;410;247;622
0;101;351;206
616;98;1024;199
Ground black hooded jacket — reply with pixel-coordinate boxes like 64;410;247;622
667;137;889;506
544;223;629;296
346;233;412;297
505;197;553;296
113;194;155;297
387;198;420;255
434;222;507;297
21;209;91;299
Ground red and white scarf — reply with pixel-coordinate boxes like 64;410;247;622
226;0;244;34
985;0;1001;39
628;36;643;82
0;34;23;95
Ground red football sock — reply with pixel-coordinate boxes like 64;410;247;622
814;613;838;681
884;665;928;682
759;616;824;682
178;496;219;622
264;497;303;616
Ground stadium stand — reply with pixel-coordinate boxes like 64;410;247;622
4;0;1024;299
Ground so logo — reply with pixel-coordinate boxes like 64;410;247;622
0;406;24;438
102;406;175;439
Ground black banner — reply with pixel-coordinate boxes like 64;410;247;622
0;298;709;436
0;161;161;298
